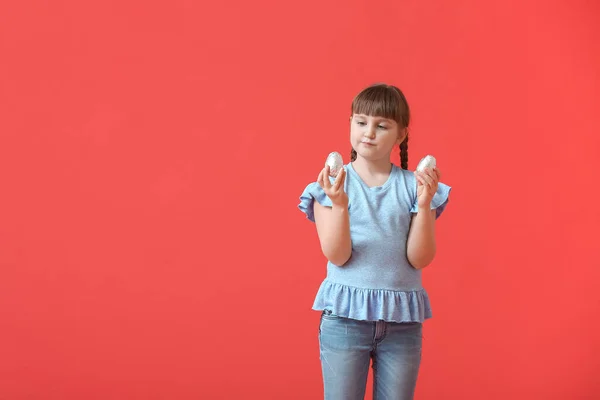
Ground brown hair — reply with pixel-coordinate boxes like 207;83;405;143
350;83;411;169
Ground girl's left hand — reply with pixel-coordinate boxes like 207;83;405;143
415;167;441;209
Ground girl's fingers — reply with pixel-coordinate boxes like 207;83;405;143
417;172;437;192
421;171;434;187
317;168;326;189
317;168;324;188
322;166;332;190
333;168;345;191
424;168;437;182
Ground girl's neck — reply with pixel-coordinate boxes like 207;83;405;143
351;155;393;177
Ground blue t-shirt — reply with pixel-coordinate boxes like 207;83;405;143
298;162;451;322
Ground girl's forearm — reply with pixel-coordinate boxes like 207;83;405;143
321;205;352;266
314;203;352;267
406;208;437;269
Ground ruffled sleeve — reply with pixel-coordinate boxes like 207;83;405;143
298;181;333;222
408;172;452;219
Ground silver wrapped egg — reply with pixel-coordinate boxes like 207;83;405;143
325;151;344;177
416;155;436;172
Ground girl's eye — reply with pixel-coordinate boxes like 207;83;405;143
378;125;387;129
357;121;366;126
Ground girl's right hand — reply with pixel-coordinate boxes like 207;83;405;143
317;165;348;208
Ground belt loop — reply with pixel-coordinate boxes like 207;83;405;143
374;320;386;340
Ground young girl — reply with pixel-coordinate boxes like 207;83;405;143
298;83;451;400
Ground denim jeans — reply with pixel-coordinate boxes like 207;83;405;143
318;310;423;400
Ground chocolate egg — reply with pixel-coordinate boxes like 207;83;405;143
416;155;436;172
325;151;344;177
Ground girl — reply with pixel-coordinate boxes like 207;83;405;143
298;83;451;400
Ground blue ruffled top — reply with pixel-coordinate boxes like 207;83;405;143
298;162;451;323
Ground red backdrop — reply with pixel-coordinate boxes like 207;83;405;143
1;0;599;399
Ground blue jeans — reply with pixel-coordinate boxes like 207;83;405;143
318;310;423;400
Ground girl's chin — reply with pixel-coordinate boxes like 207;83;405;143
356;144;378;154
354;146;394;161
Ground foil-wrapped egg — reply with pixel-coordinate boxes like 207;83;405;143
416;155;436;172
325;151;344;177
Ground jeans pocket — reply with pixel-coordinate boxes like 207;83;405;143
321;309;341;321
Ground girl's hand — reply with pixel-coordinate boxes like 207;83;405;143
318;165;348;208
415;167;441;210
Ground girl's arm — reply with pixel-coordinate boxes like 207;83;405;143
406;167;442;269
314;202;352;266
313;166;352;266
406;208;437;269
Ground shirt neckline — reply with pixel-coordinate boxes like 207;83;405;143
347;162;397;192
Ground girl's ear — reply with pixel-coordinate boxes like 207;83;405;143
397;127;407;145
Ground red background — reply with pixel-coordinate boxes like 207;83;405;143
1;0;599;399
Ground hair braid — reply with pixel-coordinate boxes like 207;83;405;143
350;148;357;162
399;135;409;170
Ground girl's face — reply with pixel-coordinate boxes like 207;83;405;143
350;114;406;161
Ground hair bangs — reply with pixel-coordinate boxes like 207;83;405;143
351;84;409;128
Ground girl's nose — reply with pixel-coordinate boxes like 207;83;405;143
364;126;376;138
